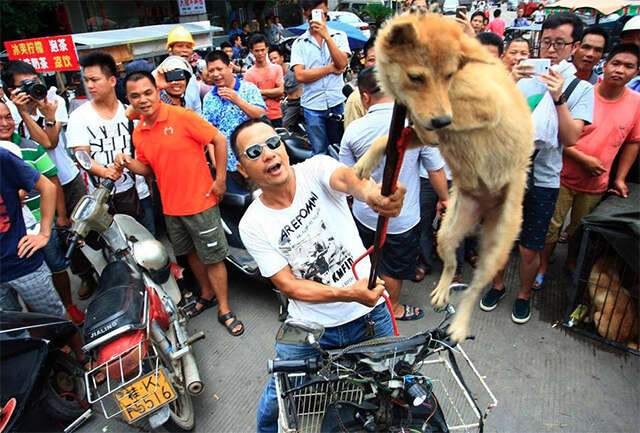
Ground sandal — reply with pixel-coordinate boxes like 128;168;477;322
531;273;545;291
185;296;218;319
218;311;244;336
396;304;424;321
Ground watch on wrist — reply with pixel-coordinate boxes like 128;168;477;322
554;95;566;106
45;120;56;127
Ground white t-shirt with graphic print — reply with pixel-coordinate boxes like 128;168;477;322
66;101;149;198
239;155;383;327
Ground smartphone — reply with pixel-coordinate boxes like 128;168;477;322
311;9;323;23
521;58;551;76
456;6;468;20
165;69;187;82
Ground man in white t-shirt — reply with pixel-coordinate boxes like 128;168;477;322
340;66;449;322
233;118;406;432
67;52;154;235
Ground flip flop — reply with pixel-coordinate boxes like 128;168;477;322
185;296;218;319
218;311;244;336
396;304;424;321
531;273;545;291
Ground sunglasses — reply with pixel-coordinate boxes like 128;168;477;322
242;135;282;160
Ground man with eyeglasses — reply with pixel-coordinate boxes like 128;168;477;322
572;26;608;85
481;12;594;324
232;118;405;432
114;71;245;336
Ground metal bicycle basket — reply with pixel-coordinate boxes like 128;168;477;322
274;344;497;433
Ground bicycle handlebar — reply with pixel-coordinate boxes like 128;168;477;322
268;358;320;374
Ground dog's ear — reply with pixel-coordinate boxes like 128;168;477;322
385;21;417;47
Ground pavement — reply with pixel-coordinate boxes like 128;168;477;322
75;240;640;433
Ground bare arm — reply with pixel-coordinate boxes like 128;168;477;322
329;165;405;217
50;175;69;226
260;81;284;99
114;154;153;177
556;104;584;148
72;146;122;180
17;175;56;258
324;34;348;70
237;97;266;118
293;64;336;84
609;142;640;198
270;265;383;307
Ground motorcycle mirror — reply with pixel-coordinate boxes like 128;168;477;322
75;150;93;171
276;318;324;346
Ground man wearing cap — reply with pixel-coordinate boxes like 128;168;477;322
621;16;640;92
166;25;202;115
290;0;350;155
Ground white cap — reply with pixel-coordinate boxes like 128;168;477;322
622;15;640;33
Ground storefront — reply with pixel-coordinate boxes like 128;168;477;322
62;0;303;36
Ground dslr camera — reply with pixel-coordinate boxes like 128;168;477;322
18;79;47;100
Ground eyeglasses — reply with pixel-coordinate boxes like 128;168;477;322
242;135;282;160
540;39;575;50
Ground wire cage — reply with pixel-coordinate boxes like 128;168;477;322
275;345;497;433
564;228;640;355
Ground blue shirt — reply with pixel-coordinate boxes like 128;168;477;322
202;78;266;171
0;148;44;283
185;75;202;116
290;29;351;111
339;102;444;234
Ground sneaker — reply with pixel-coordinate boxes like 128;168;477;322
479;287;506;311
67;304;85;326
511;298;531;324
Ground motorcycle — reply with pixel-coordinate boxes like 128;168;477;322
66;150;205;431
0;312;90;433
268;304;497;432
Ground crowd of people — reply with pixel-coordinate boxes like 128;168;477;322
1;0;639;430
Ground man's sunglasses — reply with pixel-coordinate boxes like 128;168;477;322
242;135;282;160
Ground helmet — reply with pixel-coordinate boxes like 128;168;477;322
622;15;640;33
166;25;195;50
132;239;171;284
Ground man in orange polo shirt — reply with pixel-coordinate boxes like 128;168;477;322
114;71;244;336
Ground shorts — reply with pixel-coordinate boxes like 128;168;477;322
545;184;602;244
0;262;66;317
164;205;229;264
519;186;559;251
41;228;69;273
355;219;419;280
62;173;88;215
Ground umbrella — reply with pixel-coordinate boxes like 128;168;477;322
546;0;639;16
286;21;368;50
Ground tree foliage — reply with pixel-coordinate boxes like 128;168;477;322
362;4;395;27
1;0;62;41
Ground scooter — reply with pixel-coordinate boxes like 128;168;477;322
0;312;90;433
65;150;205;431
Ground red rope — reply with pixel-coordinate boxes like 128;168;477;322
350;127;415;337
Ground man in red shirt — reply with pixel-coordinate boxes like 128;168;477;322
115;71;244;336
538;43;640;277
244;34;284;127
487;8;506;38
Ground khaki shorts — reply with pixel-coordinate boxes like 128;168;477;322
164;206;229;264
545;184;602;244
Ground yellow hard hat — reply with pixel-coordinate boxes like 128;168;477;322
166;25;195;50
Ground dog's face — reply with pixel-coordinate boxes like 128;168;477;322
376;14;487;130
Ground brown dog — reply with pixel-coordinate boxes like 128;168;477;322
354;13;534;342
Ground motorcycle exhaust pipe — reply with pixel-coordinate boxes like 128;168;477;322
182;351;204;396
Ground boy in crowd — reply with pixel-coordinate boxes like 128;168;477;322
244;34;284;127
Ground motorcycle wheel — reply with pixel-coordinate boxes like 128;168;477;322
165;386;195;431
41;351;87;423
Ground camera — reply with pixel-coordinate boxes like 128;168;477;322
165;69;188;82
18;79;47;100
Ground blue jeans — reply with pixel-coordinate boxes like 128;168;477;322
256;303;394;432
303;104;344;155
139;197;156;238
41;227;69;273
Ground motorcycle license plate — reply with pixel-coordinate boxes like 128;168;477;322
114;368;176;423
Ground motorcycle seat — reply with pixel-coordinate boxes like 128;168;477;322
83;261;146;346
223;175;251;210
282;134;312;163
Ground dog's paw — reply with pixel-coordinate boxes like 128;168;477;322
448;313;469;343
353;158;375;180
430;285;450;308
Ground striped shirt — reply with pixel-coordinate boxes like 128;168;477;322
12;133;58;222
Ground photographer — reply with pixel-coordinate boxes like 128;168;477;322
156;56;192;108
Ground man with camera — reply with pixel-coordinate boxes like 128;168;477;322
67;52;155;236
